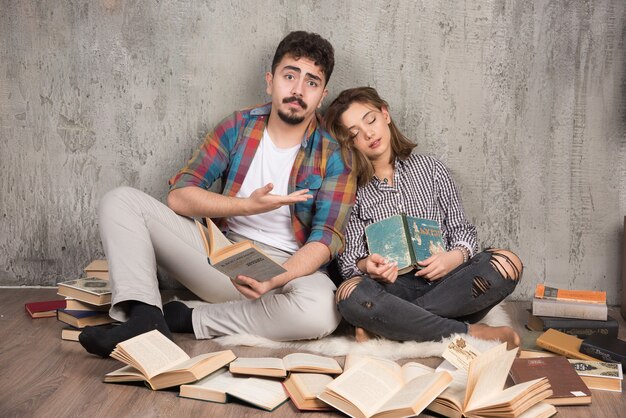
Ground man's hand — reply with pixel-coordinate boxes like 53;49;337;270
361;253;398;283
245;183;312;215
415;250;463;281
231;275;277;299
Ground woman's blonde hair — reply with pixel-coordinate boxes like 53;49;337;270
324;87;416;186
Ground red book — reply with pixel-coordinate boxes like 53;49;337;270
25;299;67;318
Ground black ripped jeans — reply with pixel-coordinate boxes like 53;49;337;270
336;251;519;341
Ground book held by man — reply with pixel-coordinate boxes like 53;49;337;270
195;218;286;281
427;342;555;418
179;368;289;411
57;277;112;306
365;214;445;274
229;353;342;378
104;330;236;390
317;356;453;418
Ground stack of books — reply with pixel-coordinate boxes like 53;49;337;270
528;284;617;338
56;260;114;341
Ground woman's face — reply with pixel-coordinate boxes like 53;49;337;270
340;101;392;163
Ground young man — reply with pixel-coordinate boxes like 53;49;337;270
79;31;356;357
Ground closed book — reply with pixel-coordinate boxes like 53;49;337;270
534;284;606;304
535;329;597;360
532;297;607;321
25;299;66;318
65;298;110;312
57;277;112;306
510;355;591;405
527;310;618;339
57;309;115;328
61;327;82;341
568;359;623;392
580;335;626;369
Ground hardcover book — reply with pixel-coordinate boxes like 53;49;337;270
535;329;597;361
534;284;606;304
57;277;112;306
25;299;66;318
84;259;109;280
56;309;115;328
229;353;342;378
526;310;619;339
195;218;286;282
179;368;289;411
568;359;623;392
104;330;236;390
509;355;592;405
365;214;445;274
580;334;626;369
532;297;607;321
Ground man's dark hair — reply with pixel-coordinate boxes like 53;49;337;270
271;31;335;85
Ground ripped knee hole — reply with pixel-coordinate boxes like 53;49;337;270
486;249;523;282
336;277;363;303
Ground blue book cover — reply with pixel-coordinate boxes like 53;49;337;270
365;215;445;273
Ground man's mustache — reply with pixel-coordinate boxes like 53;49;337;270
282;96;307;109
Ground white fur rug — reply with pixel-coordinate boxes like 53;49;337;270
183;300;512;360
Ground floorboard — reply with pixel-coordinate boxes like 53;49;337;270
1;288;624;417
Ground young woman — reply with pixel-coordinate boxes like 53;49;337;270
325;87;521;346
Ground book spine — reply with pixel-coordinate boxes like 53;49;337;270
401;214;417;266
540;318;619;339
535;338;596;361
532;299;607;321
550;326;618;339
580;344;626;368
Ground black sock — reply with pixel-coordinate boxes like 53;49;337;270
163;301;194;333
79;301;172;358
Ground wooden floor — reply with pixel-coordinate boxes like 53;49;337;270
1;288;624;418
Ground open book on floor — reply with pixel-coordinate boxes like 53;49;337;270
195;218;286;281
104;330;236;390
317;355;453;418
229;353;342;378
282;372;335;411
428;342;556;418
365;214;445;274
179;368;289;412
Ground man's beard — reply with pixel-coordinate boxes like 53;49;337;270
278;96;307;125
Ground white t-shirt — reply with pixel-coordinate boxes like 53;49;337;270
227;129;300;253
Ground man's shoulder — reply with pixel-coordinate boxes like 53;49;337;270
238;103;272;118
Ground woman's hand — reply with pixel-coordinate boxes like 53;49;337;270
359;253;399;283
414;249;464;281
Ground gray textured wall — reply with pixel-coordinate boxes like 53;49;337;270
1;0;625;303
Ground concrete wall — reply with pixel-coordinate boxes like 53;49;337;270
1;0;625;303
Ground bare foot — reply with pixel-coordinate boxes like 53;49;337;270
355;327;377;343
468;323;520;350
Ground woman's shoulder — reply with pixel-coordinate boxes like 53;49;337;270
403;153;448;173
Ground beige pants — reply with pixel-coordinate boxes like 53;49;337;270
98;187;341;340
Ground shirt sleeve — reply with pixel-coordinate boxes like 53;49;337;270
168;112;240;191
434;159;478;256
337;195;368;279
305;146;357;259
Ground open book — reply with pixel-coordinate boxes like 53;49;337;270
283;372;335;411
229;353;342;378
179;368;289;411
317;356;453;418
365;214;445;273
428;342;556;418
195;218;286;281
103;330;236;390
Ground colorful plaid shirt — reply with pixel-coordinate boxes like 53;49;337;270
168;103;356;258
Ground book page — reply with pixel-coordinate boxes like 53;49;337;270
378;371;452;415
206;218;232;253
188;368;246;393
326;358;403;416
283;353;341;372
114;330;189;379
433;362;467;411
401;361;436;382
226;377;288;410
467;377;547;411
230;357;285;371
464;343;517;411
290;373;334;399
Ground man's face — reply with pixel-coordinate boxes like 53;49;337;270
266;55;328;125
